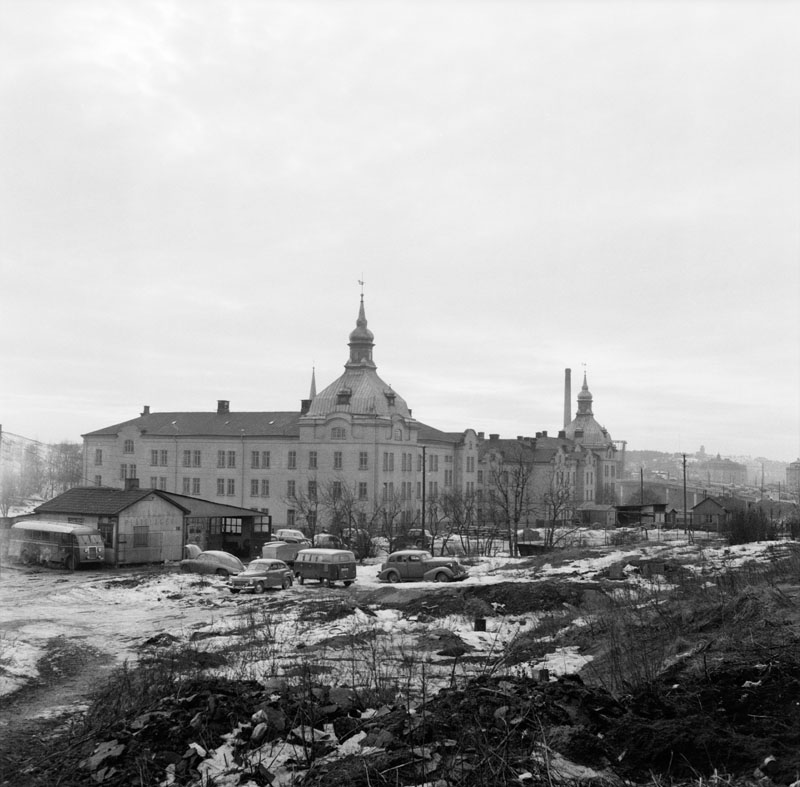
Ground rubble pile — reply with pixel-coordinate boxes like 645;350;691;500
22;654;800;786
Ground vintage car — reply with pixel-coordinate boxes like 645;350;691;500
274;528;308;543
312;532;344;549
179;550;244;577
392;528;434;550
377;549;469;583
229;559;293;593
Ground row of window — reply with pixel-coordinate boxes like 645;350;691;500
97;447;477;473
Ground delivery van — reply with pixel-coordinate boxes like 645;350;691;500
294;548;357;587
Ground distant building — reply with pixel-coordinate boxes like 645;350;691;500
691;496;732;530
82;297;479;536
692;454;748;486
786;459;800;496
80;297;624;537
476;375;623;529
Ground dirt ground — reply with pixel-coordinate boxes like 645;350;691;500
4;551;800;786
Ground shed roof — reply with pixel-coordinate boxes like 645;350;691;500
35;487;190;516
158;492;266;519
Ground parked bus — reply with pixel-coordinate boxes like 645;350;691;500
8;520;105;570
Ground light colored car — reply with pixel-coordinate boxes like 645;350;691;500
377;549;469;583
261;540;310;565
229;559;293;593
179;550;244;577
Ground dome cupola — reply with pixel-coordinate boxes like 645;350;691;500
347;295;376;368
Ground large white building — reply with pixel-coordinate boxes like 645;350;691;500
82;297;622;539
82;297;479;536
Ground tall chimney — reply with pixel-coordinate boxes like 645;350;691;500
563;368;572;428
217;400;230;414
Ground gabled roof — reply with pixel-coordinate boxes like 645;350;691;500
692;496;730;512
158;492;266;519
35;487;190;516
83;411;301;439
479;435;573;462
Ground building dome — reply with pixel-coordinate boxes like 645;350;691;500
305;296;412;419
564;372;613;448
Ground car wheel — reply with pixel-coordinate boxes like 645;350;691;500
254;582;266;594
281;577;291;589
387;571;400;584
64;555;75;571
414;539;423;548
230;588;240;594
343;581;353;587
299;575;305;585
434;572;450;583
215;569;229;577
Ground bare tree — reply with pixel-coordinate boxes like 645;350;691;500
284;477;323;541
438;488;480;555
45;442;83;497
19;444;45;499
0;468;19;517
373;492;407;552
484;441;537;555
540;468;581;548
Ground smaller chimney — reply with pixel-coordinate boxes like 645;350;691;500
217;400;230;414
489;433;499;441
558;429;566;439
300;399;311;415
477;432;485;440
141;405;150;416
542;430;548;438
125;477;140;491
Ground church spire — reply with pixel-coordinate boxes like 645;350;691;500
576;371;593;415
346;294;376;369
309;367;317;399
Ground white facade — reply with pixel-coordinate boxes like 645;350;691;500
82;298;479;534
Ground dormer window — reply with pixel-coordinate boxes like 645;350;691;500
385;391;396;406
336;389;352;405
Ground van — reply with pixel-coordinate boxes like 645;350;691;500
294;548;357;587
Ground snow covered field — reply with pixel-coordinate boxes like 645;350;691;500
0;531;788;705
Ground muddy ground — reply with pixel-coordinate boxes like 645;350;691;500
3;562;800;786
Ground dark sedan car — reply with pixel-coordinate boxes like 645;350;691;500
229;559;294;593
377;549;469;583
179;550;244;577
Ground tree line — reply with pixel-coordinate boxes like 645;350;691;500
0;441;83;516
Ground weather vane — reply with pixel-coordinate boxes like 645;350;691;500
358;275;365;297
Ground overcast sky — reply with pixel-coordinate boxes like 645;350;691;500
1;1;798;462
